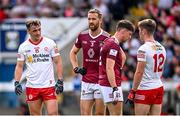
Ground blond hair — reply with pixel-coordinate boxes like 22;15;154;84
25;19;41;29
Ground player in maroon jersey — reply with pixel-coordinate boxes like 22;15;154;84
99;20;135;115
69;9;110;115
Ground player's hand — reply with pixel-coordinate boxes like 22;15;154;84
55;79;63;94
112;87;120;105
73;67;87;75
125;89;136;105
14;81;22;95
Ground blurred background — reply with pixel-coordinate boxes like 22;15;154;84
0;0;180;115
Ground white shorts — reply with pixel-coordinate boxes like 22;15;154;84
81;81;102;100
100;86;123;103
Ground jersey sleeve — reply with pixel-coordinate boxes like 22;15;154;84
74;34;82;48
17;45;25;61
137;45;147;62
50;40;60;57
106;43;118;60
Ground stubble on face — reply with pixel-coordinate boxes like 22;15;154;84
120;29;133;43
89;22;99;31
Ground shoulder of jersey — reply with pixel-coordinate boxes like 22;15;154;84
42;36;56;45
156;41;166;50
19;39;29;47
102;31;111;37
79;30;89;35
79;30;111;37
138;43;147;51
104;37;116;46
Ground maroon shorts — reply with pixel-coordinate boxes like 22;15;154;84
134;86;164;104
26;87;56;102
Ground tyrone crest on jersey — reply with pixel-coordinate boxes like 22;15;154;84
44;47;49;52
34;47;40;53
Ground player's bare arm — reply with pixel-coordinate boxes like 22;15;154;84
69;45;80;69
132;61;146;90
120;48;126;68
106;58;117;88
14;61;24;81
53;55;63;80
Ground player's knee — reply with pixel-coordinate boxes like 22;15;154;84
28;107;41;115
95;111;104;115
48;111;58;115
95;109;104;115
29;110;41;115
81;108;91;115
47;109;58;115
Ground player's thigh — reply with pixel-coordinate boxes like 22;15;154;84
100;86;123;103
40;87;58;115
27;99;43;115
149;104;162;115
95;98;105;115
106;101;123;115
44;99;58;115
80;99;94;115
80;82;94;100
135;103;150;115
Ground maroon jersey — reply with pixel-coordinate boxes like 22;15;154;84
75;30;110;83
99;37;122;87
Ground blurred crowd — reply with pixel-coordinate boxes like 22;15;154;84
0;0;141;31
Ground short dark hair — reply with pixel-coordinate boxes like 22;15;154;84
25;19;41;29
116;20;135;32
138;19;156;34
88;8;102;18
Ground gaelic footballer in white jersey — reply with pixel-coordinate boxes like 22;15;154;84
17;37;60;88
137;41;166;90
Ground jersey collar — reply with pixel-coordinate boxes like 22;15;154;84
29;37;43;45
89;29;103;39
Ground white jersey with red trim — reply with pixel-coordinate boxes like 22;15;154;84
137;41;166;90
17;37;60;88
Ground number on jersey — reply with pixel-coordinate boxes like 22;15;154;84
153;53;165;72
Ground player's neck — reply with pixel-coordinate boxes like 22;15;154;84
113;35;120;44
30;36;42;43
113;32;122;44
144;35;155;42
89;28;102;37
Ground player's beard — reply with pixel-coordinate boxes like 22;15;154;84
89;23;99;31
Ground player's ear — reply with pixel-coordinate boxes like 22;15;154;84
27;29;30;33
27;28;31;33
141;29;145;35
